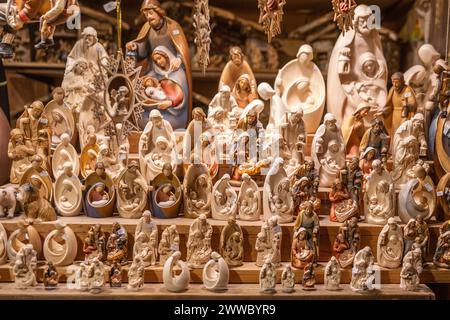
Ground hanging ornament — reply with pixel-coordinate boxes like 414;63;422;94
258;0;286;43
332;0;357;34
193;0;211;74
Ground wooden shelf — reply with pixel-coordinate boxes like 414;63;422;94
0;215;444;266
0;282;435;300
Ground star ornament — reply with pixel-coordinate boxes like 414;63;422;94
332;0;357;34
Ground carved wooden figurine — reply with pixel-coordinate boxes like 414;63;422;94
302;263;316;290
294;201;320;265
311;113;346;187
403;216;429;262
43;261;59;290
0;186;17;219
324;256;341;291
13;244;37;289
163;251;190;292
203;252;229;292
83;224;107;262
183;163;212;219
158;225;180;265
350;246;375;292
20;155;53;201
329;178;357;223
54;162;83;217
106;222;128;266
19;176;57;222
127;255;145;291
187;214;212;268
291;227;314;269
220;217;244;267
7;219;42;261
84;162;116;218
256;216;282;267
8;128;35;183
333;217;360;268
259;258;276;293
212;174;238;220
52;133;80;180
43;221;77;266
117;161;149;219
150;163;182;219
109;262;122;288
377;218;404;268
402;247;423;290
433;230;450;269
281;264;296;293
238;173;261;221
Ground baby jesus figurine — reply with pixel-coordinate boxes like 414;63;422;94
190;191;206;209
143;77;173;110
157;185;177;207
111;86;130;117
89;183;109;207
240;189;258;217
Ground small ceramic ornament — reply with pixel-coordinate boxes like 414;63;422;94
43;261;59;290
54;162;83;217
127;255;145;291
163;251;190;292
117;161;149;219
158;225;180;266
294;201;320;265
183;163;212;219
377;218;404;268
0;222;8;264
150;163;182;219
7;219;42;261
13;244;37;288
311;113;346;187
187;214;213;268
324;257;341;291
238;173;261;221
302;263;316;290
220;217;244;267
274;44;326;133
364;159;394;225
392;113;427;187
202;252;229;292
83;224;107;262
398;163;436;223
0;185;17;219
327;4;388;126
106;222;128;266
212;174;238;220
400;262;420;291
333;217;360;268
281;264;295;293
109;262;122;288
259;258;276;293
43;220;77;266
263;157;293;223
8;128;35;184
291;227;314;269
350;246;375;292
84;162;116;218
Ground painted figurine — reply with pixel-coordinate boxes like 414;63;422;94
109;262;122;288
19;176;57;221
291;227;314;269
106;222;128;266
302;263;316;290
202;252;229;292
158;225;180;265
333;217;360;268
359;118;389;161
43;261;59;290
259;258;276;293
183;163;212;219
150;163;182;218
324;256;341;291
377;218;404;268
403;216;429;262
433;231;450;268
220;217;244;267
329;178;354;222
186;214;213;268
83;224;107;262
281;264;295;293
294;201;320;265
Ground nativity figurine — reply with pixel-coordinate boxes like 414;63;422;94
333;217;360;268
8;128;35;184
150;163;182;219
324;256;341;291
163;251;190;292
291;227;314;269
52;133;79;180
238;173;261;221
13;244;37;289
281;264;295;293
127;255;145;291
7;219;42;262
259;258;276;293
433;231;450;269
202;251;229;292
219;217;244;267
294;201;320;264
83;224;107;262
376;218;404;268
84;162;115;218
158;225;180;265
116;161;148;219
183;163;212;219
186;214;213;268
43;261;59;290
212;174;238;220
350;246;375;292
302;263;316;290
106;222;128;266
403;216;429;261
54;162;83;217
43;221;77;267
109;262;122;288
311;113;346;187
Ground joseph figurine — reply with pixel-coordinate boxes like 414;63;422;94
126;0;192;129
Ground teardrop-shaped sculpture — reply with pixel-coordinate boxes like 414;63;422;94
437;173;450;221
43;98;76;150
150;164;182;219
212;174;237;220
54;164;82;217
52;133;80;180
43;221;77;266
183;163;212;219
238;173;261;221
116;161;148;219
80;141;100;179
83;163;115;218
435;118;450;173
163;251;190;292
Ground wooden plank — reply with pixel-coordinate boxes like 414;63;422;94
0;261;449;284
0;283;435;300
